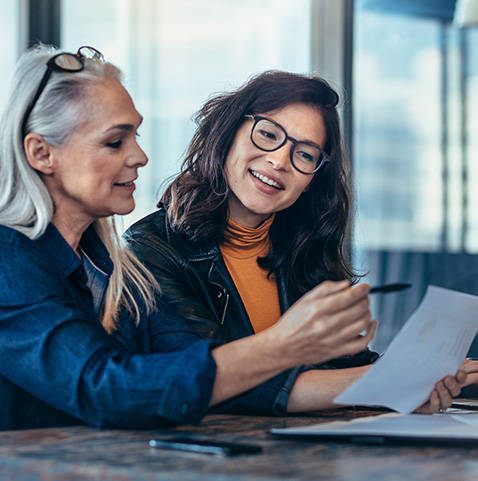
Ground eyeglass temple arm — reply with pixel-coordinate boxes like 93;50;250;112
21;68;54;138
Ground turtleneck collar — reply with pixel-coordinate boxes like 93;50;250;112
221;214;275;259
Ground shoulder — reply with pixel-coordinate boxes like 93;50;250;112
0;224;29;244
123;208;189;272
124;208;219;262
0;226;61;305
0;225;40;258
124;208;169;246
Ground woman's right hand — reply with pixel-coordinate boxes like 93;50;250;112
210;280;376;406
265;280;378;369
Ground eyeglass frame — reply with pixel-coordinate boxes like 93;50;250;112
21;46;104;139
244;114;330;175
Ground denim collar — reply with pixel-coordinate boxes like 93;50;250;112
35;223;114;279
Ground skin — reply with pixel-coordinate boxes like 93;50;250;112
25;78;147;254
225;103;321;228
287;364;468;414
211;280;378;405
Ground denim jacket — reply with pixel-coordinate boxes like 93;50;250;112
123;208;379;415
0;223;216;430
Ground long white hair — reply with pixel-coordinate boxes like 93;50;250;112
0;44;158;331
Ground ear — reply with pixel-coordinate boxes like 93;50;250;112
24;133;54;175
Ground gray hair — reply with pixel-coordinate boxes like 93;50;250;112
0;44;158;331
0;44;121;238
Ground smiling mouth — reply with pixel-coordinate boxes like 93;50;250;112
114;181;134;186
250;170;284;190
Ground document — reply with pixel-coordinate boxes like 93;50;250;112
334;286;478;413
270;413;478;444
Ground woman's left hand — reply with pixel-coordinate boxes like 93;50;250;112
458;358;478;387
413;370;466;414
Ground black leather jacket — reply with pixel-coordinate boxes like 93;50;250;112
124;207;379;367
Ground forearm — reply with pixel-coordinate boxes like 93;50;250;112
210;281;377;406
286;366;370;412
288;363;469;415
210;331;292;406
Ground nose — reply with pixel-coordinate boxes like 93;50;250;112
265;143;290;171
128;142;148;168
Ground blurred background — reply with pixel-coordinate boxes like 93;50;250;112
2;0;478;355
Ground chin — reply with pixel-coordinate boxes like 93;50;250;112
112;204;135;217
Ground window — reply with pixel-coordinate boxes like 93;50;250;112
61;0;312;229
0;0;26;109
354;2;478;254
353;0;478;354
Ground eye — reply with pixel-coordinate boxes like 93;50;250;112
296;150;315;163
107;140;122;149
256;129;276;142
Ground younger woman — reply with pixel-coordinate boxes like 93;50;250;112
125;71;467;413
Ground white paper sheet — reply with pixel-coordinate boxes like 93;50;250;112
334;286;478;413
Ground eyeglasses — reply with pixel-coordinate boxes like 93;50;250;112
244;115;330;175
21;46;104;138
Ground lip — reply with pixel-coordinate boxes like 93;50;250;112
114;179;136;191
249;169;285;190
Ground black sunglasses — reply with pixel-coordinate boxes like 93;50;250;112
21;46;104;138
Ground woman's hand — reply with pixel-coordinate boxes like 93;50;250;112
458;358;478;387
210;280;377;406
413;370;466;414
266;280;378;368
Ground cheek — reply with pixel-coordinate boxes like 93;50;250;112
281;177;314;209
303;176;315;193
225;131;255;176
224;158;235;188
224;150;243;187
293;175;314;197
87;160;118;182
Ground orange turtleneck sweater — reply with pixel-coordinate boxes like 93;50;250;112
219;215;281;333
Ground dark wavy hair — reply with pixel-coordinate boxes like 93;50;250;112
161;70;355;297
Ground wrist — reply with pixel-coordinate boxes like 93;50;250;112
253;326;298;372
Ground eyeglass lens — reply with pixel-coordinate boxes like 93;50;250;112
53;54;84;71
251;118;322;174
77;46;104;61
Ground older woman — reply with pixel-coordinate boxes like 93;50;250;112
125;71;472;413
0;45;383;430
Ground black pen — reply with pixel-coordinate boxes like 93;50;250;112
369;283;412;294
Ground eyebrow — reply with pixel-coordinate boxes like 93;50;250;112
287;133;322;150
102;117;144;134
295;138;322;149
264;116;323;149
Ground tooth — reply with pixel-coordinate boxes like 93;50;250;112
252;171;281;189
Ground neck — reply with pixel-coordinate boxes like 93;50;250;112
52;212;93;256
228;210;272;229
